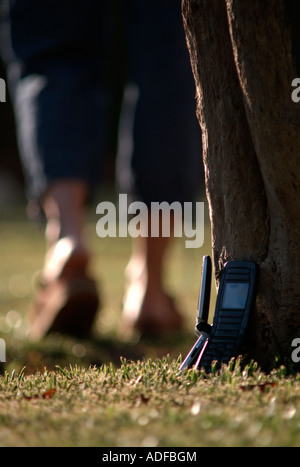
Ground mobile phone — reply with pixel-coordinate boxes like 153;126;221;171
178;333;209;375
195;260;258;371
195;255;211;337
178;256;212;374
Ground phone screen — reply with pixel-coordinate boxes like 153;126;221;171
221;282;249;310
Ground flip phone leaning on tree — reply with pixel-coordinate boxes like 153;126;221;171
179;256;258;374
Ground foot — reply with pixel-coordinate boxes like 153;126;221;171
119;269;183;341
42;236;90;282
28;236;100;340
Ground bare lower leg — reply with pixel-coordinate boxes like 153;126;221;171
126;234;170;299
29;179;99;340
122;214;183;336
41;179;90;282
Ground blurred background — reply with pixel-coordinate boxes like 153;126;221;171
0;0;126;206
0;0;213;375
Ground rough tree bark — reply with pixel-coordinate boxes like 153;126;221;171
182;0;300;369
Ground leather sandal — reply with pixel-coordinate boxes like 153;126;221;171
29;275;100;341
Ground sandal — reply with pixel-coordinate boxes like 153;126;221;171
29;275;100;341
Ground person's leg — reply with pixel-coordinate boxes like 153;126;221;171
41;180;90;283
121;216;183;338
117;0;203;338
1;0;112;339
28;178;101;341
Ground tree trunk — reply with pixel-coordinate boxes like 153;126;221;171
182;0;300;370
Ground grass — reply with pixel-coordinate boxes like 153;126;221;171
0;195;299;447
0;357;299;447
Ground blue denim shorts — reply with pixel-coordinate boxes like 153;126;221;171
1;0;203;205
